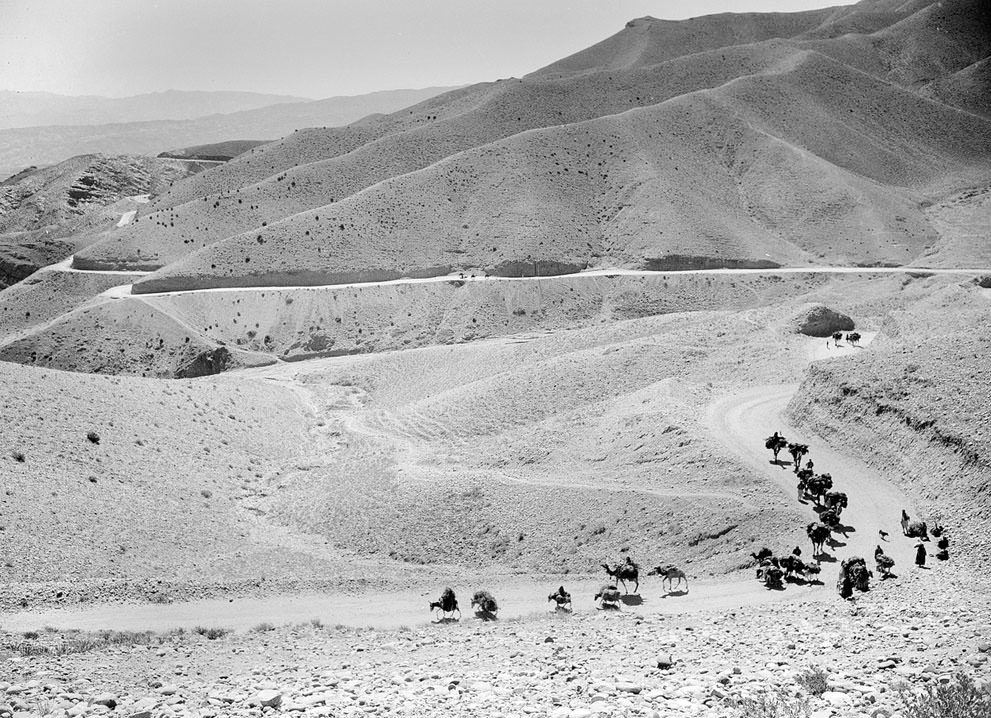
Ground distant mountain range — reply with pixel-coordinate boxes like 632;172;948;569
0;89;309;130
0;87;460;180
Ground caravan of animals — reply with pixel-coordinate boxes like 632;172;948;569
430;386;949;623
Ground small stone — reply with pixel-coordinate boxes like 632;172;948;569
254;690;282;708
91;694;117;709
656;654;674;669
822;691;853;707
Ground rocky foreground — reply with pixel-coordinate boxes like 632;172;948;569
1;566;988;718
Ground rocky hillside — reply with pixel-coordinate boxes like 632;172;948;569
69;0;990;288
788;279;991;551
0;154;203;288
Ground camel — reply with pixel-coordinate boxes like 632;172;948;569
602;560;639;594
757;562;784;589
429;588;461;619
819;507;848;537
874;545;895;579
807;522;830;555
470;590;498;619
594;584;621;609
831;331;843;344
837;556;871;599
779;554;820;582
547;586;572;612
824;491;848;516
847;332;861;346
765;432;788;464
787;442;809;473
647;565;689;592
807;473;833;504
750;547;774;564
900;509;929;540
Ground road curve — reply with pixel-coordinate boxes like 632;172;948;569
2;342;921;632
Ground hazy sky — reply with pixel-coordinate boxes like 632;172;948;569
0;0;857;99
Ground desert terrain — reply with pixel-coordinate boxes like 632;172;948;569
0;0;989;717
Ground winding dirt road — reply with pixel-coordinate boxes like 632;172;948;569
2;333;926;633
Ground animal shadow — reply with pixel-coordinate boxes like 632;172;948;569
474;610;498;622
597;603;621;611
432;617;459;625
620;594;643;606
662;589;688;598
880;572;899;580
827;538;847;549
816;553;837;563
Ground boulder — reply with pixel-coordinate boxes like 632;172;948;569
175;346;233;378
788;304;855;337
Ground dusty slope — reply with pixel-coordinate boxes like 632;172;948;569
76;0;991;275
788;280;991;554
0;363;312;589
0;154;202;287
77;42;810;270
129;51;991;292
4;270;947;377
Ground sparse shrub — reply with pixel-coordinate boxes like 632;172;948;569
795;666;829;696
309;617;323;628
86;431;100;444
200;489;212;499
899;673;991;718
251;622;275;633
11;451;24;463
727;689;810;718
22;631;39;640
193;626;231;640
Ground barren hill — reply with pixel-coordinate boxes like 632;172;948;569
74;0;991;285
130;50;991;293
0;154;203;288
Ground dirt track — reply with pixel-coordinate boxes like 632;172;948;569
2;334;926;633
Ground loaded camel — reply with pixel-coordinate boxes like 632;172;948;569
594;584;621;610
846;332;861;346
779;554;821;583
470;590;499;620
547;586;572;612
807;522;831;556
837;556;871;599
750;547;774;564
602;558;639;594
787;442;809;473
819;508;848;538
806;473;833;505
765;432;788;465
757;560;784;589
647;565;689;593
823;491;848;516
429;588;461;620
901;509;929;540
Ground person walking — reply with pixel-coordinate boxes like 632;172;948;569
914;541;927;567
